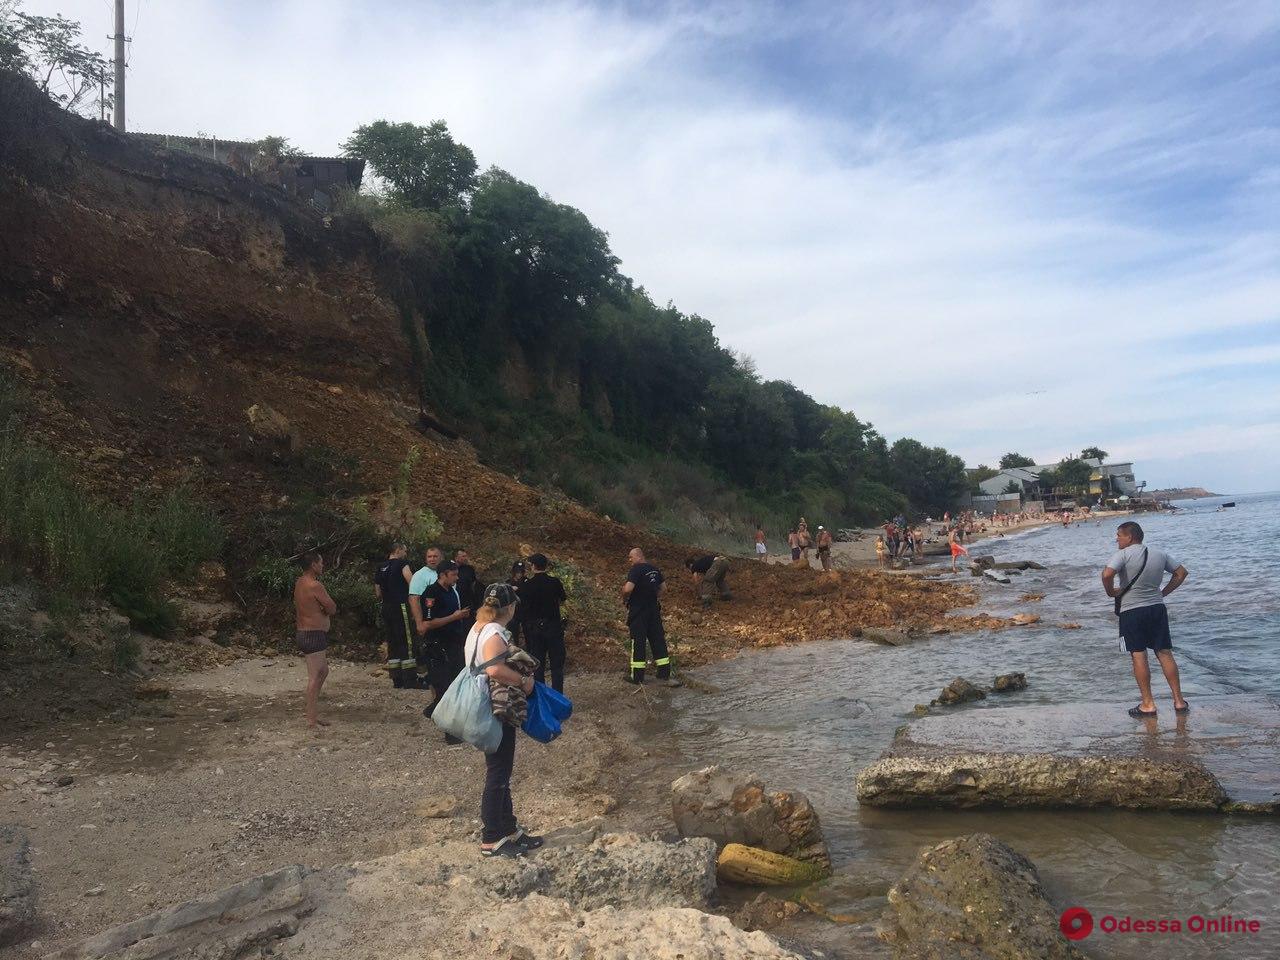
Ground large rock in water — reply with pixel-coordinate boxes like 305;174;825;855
857;752;1227;810
1;825;36;947
934;677;986;705
881;833;1085;959
672;766;831;870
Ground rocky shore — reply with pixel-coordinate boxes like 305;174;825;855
2;653;1097;959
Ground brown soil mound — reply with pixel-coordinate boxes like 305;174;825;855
0;72;971;673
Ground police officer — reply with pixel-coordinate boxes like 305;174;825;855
416;561;470;736
373;543;417;688
621;547;677;686
520;553;568;692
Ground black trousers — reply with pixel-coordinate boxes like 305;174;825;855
481;723;517;843
628;605;669;681
381;603;415;682
525;619;566;692
418;636;464;705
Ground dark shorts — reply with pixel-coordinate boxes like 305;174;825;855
296;630;329;655
1119;604;1171;653
791;548;802;560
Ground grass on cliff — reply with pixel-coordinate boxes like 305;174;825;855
0;390;225;634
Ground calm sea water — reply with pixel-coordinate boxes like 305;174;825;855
677;492;1280;960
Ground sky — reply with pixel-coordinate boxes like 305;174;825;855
22;0;1280;493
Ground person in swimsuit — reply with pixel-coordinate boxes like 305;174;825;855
294;551;337;729
948;528;968;573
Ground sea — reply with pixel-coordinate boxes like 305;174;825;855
675;492;1280;960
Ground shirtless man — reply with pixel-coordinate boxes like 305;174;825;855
294;551;337;729
816;526;834;571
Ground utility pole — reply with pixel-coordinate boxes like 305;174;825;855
112;0;126;131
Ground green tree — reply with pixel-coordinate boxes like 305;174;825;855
342;120;477;209
999;452;1036;469
1054;457;1093;494
1003;480;1022;495
1080;446;1108;462
0;2;111;116
889;438;967;516
251;135;303;160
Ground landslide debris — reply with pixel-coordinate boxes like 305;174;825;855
0;70;972;681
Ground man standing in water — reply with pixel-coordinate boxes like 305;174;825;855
1101;521;1190;718
294;551;337;729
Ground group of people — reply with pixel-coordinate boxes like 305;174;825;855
875;515;931;565
377;545;572;711
293;514;1194;861
775;518;835;570
291;541;716;858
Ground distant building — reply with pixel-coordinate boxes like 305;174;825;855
978;458;1140;500
132;132;365;210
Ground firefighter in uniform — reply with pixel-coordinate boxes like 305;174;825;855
621;547;677;685
374;543;416;687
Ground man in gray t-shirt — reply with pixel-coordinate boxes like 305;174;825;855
1101;521;1189;719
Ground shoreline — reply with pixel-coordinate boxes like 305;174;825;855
756;508;1136;572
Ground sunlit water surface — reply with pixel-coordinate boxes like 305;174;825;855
676;493;1280;959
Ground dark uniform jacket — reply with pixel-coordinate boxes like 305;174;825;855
423;582;466;647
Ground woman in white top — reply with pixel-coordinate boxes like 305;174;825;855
465;582;542;857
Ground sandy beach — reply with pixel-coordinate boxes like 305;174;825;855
761;509;1134;571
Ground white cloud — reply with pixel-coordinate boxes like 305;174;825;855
19;0;1280;490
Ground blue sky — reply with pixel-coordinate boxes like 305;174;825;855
24;0;1280;492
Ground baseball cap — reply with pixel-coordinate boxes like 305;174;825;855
527;552;549;569
437;560;458;572
484;582;519;607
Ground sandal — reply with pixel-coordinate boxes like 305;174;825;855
513;828;544;850
1127;705;1157;718
1175;701;1191;714
481;836;525;858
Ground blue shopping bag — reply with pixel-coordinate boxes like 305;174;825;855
522;682;573;743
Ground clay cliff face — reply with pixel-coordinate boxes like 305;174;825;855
0;71;971;666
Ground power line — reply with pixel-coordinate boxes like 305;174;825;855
125;0;145;66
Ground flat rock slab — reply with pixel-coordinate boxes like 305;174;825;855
857;751;1228;810
904;695;1280;803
